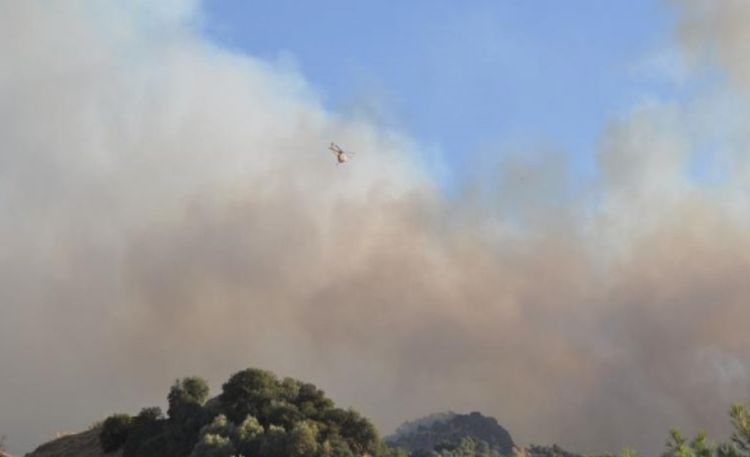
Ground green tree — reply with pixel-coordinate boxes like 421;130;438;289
268;399;304;429
259;424;288;457
122;407;166;457
234;415;264;457
339;409;381;455
165;377;213;457
319;432;356;457
220;368;281;424
198;414;235;438
730;404;750;456
98;367;400;457
430;437;503;457
168;377;210;419
100;414;134;452
189;434;236;457
190;415;237;457
287;421;319;457
294;382;334;419
662;429;714;457
717;442;743;457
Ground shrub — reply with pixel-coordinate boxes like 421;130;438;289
168;377;209;419
219;368;280;424
100;413;134;452
189;433;237;457
122;407;167;457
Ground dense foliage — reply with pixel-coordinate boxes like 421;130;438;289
392;413;458;441
387;412;515;456
100;414;134;452
585;403;750;457
656;403;750;457
100;368;405;457
99;368;750;457
409;437;504;457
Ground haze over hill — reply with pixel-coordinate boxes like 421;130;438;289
386;412;516;455
16;369;588;457
5;1;750;456
12;368;750;457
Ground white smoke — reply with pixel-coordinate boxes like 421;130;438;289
2;2;750;456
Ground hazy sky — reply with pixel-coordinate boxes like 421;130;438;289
3;1;750;456
202;0;685;186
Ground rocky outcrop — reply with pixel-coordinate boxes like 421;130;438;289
387;411;516;454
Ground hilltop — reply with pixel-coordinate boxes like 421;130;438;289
386;412;583;457
25;428;120;457
17;367;588;457
386;411;516;455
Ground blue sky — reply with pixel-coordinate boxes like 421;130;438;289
201;1;683;188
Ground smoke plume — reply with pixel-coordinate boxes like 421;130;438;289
2;1;750;455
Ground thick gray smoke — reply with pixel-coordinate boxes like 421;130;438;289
2;1;750;455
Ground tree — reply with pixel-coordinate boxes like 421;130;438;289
286;421;319;457
220;368;281;424
259;424;288;457
267;399;304;429
100;414;134;452
165;377;213;457
234;415;265;457
189;434;237;457
730;404;750;456
294;382;334;418
691;431;713;457
99;367;403;457
122;407;167;457
168;377;210;419
662;429;714;457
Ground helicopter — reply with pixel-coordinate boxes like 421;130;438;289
328;142;355;164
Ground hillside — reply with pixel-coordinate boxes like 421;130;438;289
24;428;121;457
21;368;404;457
387;411;516;455
19;369;589;457
21;416;585;457
386;412;585;457
391;413;458;440
521;444;584;457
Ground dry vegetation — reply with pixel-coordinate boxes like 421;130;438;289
24;428;121;457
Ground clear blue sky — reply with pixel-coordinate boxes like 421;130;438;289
201;1;682;188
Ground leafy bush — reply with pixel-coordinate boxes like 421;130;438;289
100;413;134;452
657;403;750;457
168;377;209;419
219;368;281;425
190;433;236;457
122;407;167;457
